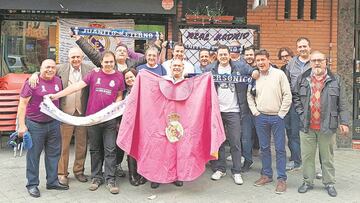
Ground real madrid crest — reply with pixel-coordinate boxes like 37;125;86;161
109;80;115;87
86;22;110;53
165;113;184;143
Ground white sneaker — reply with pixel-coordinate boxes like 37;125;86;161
226;155;232;161
211;170;226;180
226;156;245;164
241;156;245;165
233;174;244;185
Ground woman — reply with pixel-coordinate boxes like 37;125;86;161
48;51;125;194
119;68;147;186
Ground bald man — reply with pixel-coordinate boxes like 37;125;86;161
56;47;95;186
18;59;68;198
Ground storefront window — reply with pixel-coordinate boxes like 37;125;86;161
1;20;56;75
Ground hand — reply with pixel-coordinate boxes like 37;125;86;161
161;41;168;49
18;125;28;138
339;125;349;136
154;33;164;47
251;70;260;80
45;94;57;101
69;30;81;41
28;72;39;88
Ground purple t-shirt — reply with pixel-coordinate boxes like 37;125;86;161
20;76;62;122
83;69;125;115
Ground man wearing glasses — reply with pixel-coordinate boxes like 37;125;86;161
284;37;312;172
293;51;350;197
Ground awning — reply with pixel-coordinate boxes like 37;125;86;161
0;0;176;15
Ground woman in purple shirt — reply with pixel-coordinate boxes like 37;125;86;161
49;51;125;194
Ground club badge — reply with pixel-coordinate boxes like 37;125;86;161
165;113;184;143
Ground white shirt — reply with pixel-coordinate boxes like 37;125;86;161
70;65;82;82
217;64;240;112
162;59;195;77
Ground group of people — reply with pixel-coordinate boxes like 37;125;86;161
16;32;349;199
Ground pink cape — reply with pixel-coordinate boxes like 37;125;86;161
117;70;225;183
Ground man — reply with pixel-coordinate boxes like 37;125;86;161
194;48;210;74
208;45;258;185
136;46;167;76
229;41;241;62
17;59;69;198
162;42;195;77
285;37;312;171
56;47;94;185
277;47;294;71
243;46;256;67
247;49;292;194
293;51;350;197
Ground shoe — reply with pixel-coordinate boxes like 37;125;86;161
75;174;88;183
316;171;323;179
106;182;119;194
286;161;302;171
241;160;254;172
58;175;69;186
254;175;273;187
275;180;287;194
232;174;244;185
226;155;232;161
138;176;147;185
27;187;40;198
151;182;160;189
241;156;245;165
89;178;103;191
173;181;183;187
115;165;126;177
46;182;69;190
211;170;226;180
298;182;314;193
129;174;140;186
325;184;337;197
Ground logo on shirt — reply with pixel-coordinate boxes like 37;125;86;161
219;83;235;93
96;78;101;85
109;80;115;87
41;85;47;92
54;84;59;92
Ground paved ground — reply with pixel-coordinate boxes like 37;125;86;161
0;139;359;203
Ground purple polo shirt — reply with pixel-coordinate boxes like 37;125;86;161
83;69;125;116
20;76;62;122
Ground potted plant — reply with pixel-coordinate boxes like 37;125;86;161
210;3;234;24
185;6;211;25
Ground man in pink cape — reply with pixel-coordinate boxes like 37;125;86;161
116;69;225;185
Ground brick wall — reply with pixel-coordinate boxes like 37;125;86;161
247;0;338;70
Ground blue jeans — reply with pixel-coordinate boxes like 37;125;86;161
25;118;61;189
255;114;287;181
284;104;301;166
241;113;256;162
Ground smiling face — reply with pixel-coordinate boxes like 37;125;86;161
115;45;128;63
244;49;255;65
124;71;136;87
101;53;116;74
199;50;210;67
217;48;230;67
255;54;270;73
280;50;292;64
297;39;311;60
310;52;327;76
170;59;184;79
146;49;158;67
173;45;185;60
40;59;57;80
68;48;83;70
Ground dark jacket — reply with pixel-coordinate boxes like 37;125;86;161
206;60;254;118
292;68;350;134
76;37;146;69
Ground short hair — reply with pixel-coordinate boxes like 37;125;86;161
244;45;255;53
173;42;184;49
277;47;294;59
170;58;184;66
115;43;128;51
123;67;138;77
254;49;270;59
101;51;116;62
68;47;84;58
199;48;210;56
296;37;311;46
145;46;159;55
217;45;230;54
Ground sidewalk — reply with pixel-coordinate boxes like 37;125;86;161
0;144;359;203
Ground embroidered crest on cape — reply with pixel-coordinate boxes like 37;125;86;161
165;113;184;143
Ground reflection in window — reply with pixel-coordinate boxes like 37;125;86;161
1;21;54;75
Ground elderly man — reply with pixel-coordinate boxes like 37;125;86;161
162;42;195;77
247;49;292;194
136;46;167;76
208;45;258;185
17;59;68;198
56;47;94;185
293;51;350;197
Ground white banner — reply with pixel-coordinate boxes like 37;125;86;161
180;28;255;66
40;97;126;126
57;18;135;64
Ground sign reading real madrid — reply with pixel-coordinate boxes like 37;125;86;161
57;18;135;64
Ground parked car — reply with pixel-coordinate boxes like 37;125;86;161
7;55;28;72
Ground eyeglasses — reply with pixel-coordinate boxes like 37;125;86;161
280;54;290;59
310;59;326;63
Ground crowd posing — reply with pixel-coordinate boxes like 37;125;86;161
16;33;349;198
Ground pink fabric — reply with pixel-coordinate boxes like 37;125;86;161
117;70;225;183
